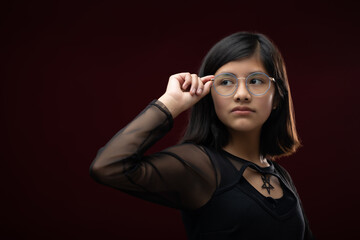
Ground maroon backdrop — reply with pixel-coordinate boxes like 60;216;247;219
1;0;359;239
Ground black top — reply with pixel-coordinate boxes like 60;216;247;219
89;100;314;240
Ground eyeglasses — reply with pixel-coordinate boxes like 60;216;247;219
211;72;276;96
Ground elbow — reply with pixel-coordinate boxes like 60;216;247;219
89;159;108;184
89;147;134;186
89;162;100;182
89;156;128;186
89;147;108;183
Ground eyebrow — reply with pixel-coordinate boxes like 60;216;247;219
216;70;266;77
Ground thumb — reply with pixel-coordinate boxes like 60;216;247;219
202;79;213;95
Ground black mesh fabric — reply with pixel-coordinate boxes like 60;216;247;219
89;100;314;240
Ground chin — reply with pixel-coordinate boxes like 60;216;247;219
228;124;261;133
226;119;259;131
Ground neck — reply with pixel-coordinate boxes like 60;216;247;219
223;128;269;167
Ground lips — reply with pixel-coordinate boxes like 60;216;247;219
231;106;255;112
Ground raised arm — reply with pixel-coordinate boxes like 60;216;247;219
89;74;216;210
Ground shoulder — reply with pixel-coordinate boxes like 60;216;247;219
160;143;218;185
160;143;211;165
162;142;207;153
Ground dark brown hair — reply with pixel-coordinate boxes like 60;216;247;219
181;32;301;160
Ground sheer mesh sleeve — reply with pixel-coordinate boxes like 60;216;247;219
89;100;217;210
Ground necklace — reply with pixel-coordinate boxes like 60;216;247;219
261;174;274;194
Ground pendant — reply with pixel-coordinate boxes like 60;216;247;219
261;174;274;194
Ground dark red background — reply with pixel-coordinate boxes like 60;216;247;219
1;0;359;239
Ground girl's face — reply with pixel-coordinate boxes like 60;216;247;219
211;54;276;134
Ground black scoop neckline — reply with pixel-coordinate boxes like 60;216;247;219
220;149;275;174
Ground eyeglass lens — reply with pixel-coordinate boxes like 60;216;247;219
213;73;271;96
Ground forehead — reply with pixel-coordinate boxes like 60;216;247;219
215;55;268;77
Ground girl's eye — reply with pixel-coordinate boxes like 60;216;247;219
220;79;235;86
249;78;264;85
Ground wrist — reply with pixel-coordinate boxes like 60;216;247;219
158;94;183;118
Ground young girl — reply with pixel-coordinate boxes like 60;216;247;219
90;32;314;240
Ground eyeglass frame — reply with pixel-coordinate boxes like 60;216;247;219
211;72;276;96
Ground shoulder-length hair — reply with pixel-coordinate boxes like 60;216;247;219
180;32;301;160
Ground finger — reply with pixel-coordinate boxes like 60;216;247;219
200;75;215;83
196;77;204;95
199;75;214;94
181;73;192;90
171;73;185;86
202;79;213;95
190;74;199;95
201;75;215;79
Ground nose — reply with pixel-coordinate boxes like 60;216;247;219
233;78;251;102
